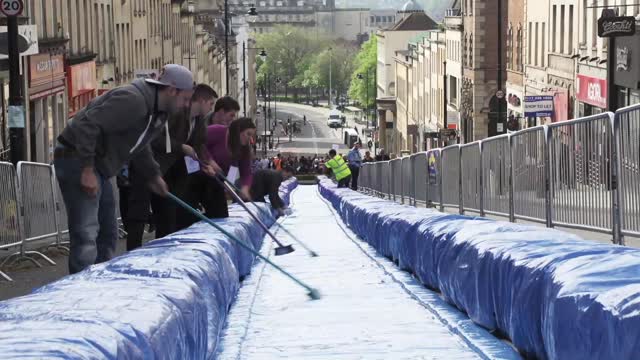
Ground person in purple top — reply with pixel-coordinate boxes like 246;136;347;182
191;117;256;222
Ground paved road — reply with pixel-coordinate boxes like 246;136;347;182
255;102;370;156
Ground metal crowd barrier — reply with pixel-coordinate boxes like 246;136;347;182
401;157;412;205
391;159;402;201
511;127;549;224
460;142;482;214
0;162;21;281
412;152;428;206
370;162;378;196
361;163;370;192
360;163;370;193
380;161;391;199
615;103;640;241
426;149;442;208
482;135;512;219
547;113;615;235
356;105;640;245
441;145;461;211
0;160;132;281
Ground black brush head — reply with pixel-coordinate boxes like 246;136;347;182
308;288;321;300
274;244;295;256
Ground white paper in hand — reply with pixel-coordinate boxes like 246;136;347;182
227;166;240;184
185;156;200;174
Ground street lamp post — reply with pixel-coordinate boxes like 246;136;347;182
273;60;281;128
328;47;333;108
357;72;369;129
243;5;260;117
242;43;266;117
263;104;268;156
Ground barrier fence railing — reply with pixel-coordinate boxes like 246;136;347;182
0;161;127;282
358;106;640;245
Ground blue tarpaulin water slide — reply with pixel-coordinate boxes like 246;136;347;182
0;179;297;359
318;177;640;360
1;176;639;359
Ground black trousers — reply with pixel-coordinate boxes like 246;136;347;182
126;160;189;251
337;175;351;188
153;160;189;239
176;172;229;231
349;165;360;190
125;164;151;251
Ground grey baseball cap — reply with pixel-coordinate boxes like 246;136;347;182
145;64;194;90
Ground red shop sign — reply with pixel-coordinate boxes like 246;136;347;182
576;74;608;109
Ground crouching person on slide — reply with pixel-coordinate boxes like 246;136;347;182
325;149;352;188
250;166;294;216
53;64;194;274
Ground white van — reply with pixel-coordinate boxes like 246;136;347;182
327;109;343;128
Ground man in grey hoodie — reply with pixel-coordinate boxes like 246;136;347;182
54;64;194;274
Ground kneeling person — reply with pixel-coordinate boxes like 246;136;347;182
250;167;294;216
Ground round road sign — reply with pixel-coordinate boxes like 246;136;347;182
0;0;24;17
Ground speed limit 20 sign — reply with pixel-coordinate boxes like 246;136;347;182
1;0;24;17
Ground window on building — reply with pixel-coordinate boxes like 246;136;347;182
528;22;532;65
469;34;473;67
591;4;597;48
560;5;565;54
569;5;574;53
517;26;523;71
534;22;539;66
507;25;513;70
376;16;381;22
463;33;468;67
450;76;458;105
581;0;587;45
541;22;546;66
552;5;557;52
370;16;375;23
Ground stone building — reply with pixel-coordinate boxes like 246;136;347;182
460;0;508;141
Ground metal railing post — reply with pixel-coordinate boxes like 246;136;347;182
439;150;445;212
543;126;553;228
508;134;516;223
479;141;485;217
458;146;463;215
612;111;624;245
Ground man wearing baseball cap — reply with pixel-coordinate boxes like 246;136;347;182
54;64;194;274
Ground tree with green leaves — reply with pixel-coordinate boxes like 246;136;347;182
348;37;377;112
303;45;356;104
255;25;331;99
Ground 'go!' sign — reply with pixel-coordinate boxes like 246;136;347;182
0;0;24;17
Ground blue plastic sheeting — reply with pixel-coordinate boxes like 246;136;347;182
319;178;640;360
0;178;298;359
218;185;517;359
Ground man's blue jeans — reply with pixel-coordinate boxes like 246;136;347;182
54;155;117;274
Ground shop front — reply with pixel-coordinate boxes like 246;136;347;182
576;74;607;116
613;31;640;108
28;53;66;163
67;61;97;117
